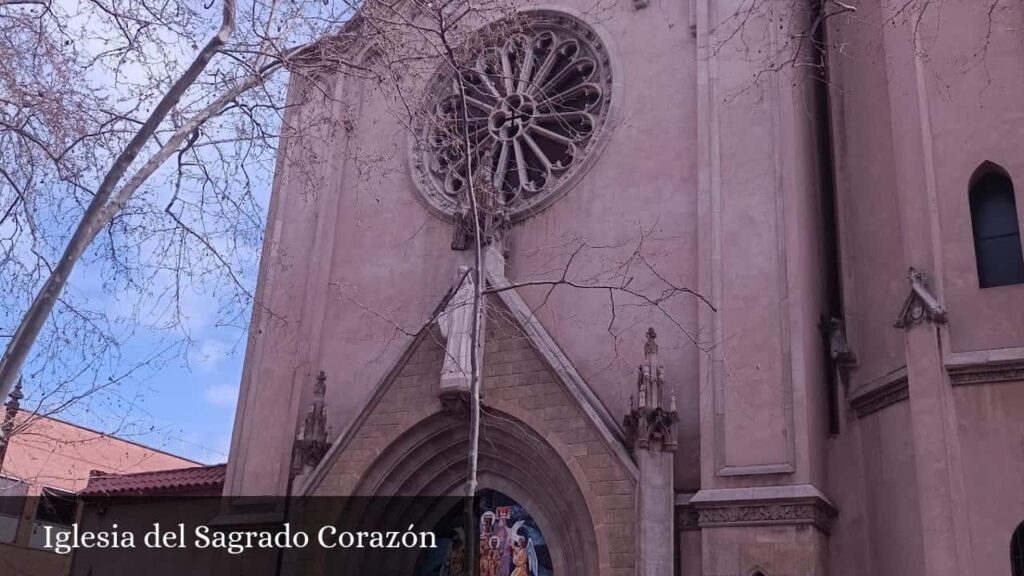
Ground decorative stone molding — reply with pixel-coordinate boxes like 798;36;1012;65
689;485;838;534
697;502;836;533
948;359;1024;386
894;267;947;329
849;370;909;418
674;493;700;531
409;10;615;222
676;505;700;531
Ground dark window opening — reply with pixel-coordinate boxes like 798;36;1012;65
34;487;76;527
970;164;1024;288
1013;522;1024;576
0;475;28;543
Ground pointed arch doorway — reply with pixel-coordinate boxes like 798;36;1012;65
353;411;602;576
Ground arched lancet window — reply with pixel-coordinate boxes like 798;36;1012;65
970;162;1024;288
1013;521;1024;576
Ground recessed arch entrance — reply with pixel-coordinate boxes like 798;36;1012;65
349;410;602;576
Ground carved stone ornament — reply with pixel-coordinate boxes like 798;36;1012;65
623;328;679;452
894;267;948;329
695;501;837;534
819;315;857;367
409;11;614;222
291;371;332;477
948;360;1024;386
437;268;476;401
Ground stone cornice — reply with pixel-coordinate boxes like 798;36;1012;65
674;492;700;531
947;359;1024;386
849;369;909;419
683;485;838;534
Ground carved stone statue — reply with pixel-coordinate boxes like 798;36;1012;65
437;267;476;406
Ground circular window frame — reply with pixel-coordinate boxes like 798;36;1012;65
407;7;621;223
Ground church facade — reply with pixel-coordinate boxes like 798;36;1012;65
222;0;1024;575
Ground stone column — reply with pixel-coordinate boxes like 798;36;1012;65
624;329;677;576
691;0;838;570
895;269;973;576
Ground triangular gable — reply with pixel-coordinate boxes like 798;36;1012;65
894;267;947;329
483;258;637;478
300;257;637;495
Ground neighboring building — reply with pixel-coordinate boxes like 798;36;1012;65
0;381;199;575
69;465;228;576
222;1;1024;575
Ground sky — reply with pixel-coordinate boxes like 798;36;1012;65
1;0;345;466
54;240;263;465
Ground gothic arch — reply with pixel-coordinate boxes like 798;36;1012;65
352;410;602;576
968;160;1024;287
968;160;1011;189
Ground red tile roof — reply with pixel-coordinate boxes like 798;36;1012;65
79;463;226;497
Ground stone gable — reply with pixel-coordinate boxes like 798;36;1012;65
308;296;637;575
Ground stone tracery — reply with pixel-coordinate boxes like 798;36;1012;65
410;11;613;221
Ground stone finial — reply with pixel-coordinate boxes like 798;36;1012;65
0;377;23;470
313;370;326;401
644;327;658;360
623;329;678;452
291;371;331;478
7;378;22;404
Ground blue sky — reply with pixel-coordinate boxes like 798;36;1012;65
54;262;259;465
0;0;343;466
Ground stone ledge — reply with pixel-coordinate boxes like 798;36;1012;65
946;356;1024;387
686;484;837;534
673;492;700;531
849;369;909;419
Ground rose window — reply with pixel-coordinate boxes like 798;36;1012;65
410;12;614;221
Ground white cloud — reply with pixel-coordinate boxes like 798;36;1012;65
203;383;239;408
193;339;229;371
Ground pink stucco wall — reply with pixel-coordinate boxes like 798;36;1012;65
826;1;1024;574
227;0;1024;573
226;0;707;496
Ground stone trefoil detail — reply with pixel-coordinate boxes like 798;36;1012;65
894;267;948;329
291;370;331;477
624;328;678;452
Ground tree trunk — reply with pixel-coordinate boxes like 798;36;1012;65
0;0;238;401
